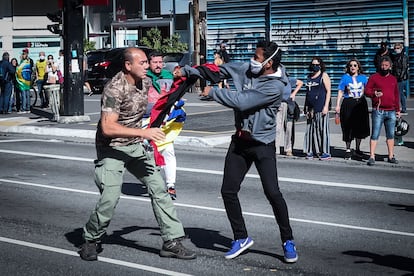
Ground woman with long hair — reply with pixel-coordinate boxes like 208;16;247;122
335;58;370;159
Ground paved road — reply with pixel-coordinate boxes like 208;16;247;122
0;136;413;275
0;91;413;167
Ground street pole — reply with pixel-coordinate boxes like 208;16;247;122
62;0;85;116
193;0;200;66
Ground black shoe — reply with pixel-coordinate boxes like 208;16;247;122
344;150;352;160
79;241;101;261
354;149;363;157
367;157;375;166
200;95;213;101
160;238;196;260
167;186;176;200
388;156;399;164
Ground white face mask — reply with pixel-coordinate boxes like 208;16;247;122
395;49;402;54
250;47;280;74
39;55;45;61
250;58;264;74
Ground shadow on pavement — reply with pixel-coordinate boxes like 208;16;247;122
343;250;414;275
388;203;414;212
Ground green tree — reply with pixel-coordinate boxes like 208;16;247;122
140;28;188;53
161;33;188;53
84;39;96;52
140;28;163;51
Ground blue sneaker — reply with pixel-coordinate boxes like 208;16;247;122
283;240;298;263
305;152;314;160
224;237;254;259
319;153;331;160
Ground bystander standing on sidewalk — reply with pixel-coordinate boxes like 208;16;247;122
335;58;370;160
35;51;48;108
303;57;332;160
275;69;303;156
365;56;400;166
391;42;409;115
16;48;33;113
0;52;16;114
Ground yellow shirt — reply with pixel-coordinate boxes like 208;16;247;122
36;60;47;79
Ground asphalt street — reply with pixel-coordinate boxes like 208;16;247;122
0;89;413;275
0;137;413;275
0;91;413;166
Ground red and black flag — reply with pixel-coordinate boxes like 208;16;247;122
148;63;221;165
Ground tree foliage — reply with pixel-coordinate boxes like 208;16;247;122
84;39;96;52
140;28;188;53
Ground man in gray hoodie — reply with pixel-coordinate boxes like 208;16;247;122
176;40;298;263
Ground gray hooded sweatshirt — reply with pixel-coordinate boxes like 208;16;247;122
181;62;288;144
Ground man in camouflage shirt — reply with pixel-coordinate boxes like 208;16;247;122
79;48;196;261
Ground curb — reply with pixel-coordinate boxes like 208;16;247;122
0;125;231;147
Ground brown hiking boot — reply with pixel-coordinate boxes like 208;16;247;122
159;238;196;260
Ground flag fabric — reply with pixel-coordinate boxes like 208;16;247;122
148;63;220;165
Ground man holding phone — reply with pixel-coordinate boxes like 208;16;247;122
365;56;400;166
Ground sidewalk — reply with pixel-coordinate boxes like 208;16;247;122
0;94;413;167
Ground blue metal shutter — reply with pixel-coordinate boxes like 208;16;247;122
408;0;414;95
207;0;409;96
206;0;268;61
270;0;406;95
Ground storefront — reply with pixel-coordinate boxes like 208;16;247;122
12;37;61;60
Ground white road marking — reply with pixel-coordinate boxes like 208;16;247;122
85;112;101;116
0;178;413;237
0;236;192;276
0;139;62;143
0;148;413;195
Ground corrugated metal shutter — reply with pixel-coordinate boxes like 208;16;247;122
408;0;414;94
207;0;409;96
206;0;268;61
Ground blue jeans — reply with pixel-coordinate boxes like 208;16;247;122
398;80;407;112
371;110;396;140
36;79;46;106
0;81;13;113
20;89;31;111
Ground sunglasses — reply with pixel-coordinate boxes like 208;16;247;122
349;64;358;67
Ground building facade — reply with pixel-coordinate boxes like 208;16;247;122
1;0;412;96
205;0;413;96
0;0;62;59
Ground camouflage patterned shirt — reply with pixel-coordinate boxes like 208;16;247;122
95;71;152;147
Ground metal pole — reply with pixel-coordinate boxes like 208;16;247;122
189;1;194;62
142;0;147;19
111;0;116;47
193;0;200;66
172;0;176;34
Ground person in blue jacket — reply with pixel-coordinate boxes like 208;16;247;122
176;40;298;263
0;52;16;114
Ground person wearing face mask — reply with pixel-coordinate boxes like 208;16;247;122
374;41;391;72
391;42;409;115
176;40;298;263
16;48;33;113
35;51;48;108
365;56;400;166
303;57;332;160
335;58;370;160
